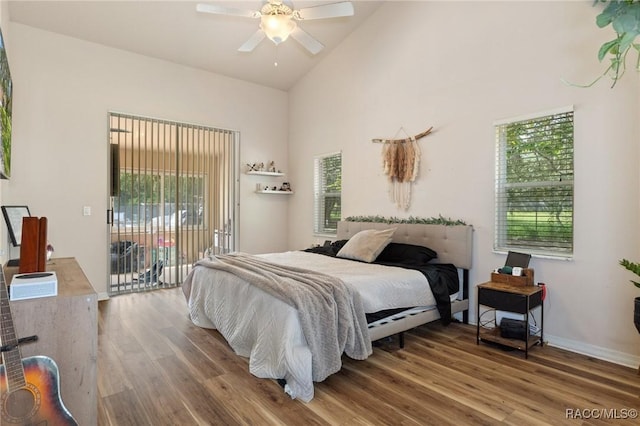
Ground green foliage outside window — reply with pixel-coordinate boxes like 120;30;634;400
323;154;342;231
315;153;342;234
496;110;574;255
115;172;204;228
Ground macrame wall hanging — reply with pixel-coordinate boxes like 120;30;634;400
372;126;433;210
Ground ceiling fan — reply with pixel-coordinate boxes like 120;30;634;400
196;1;354;55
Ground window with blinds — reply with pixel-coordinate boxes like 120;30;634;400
314;152;342;235
495;107;574;257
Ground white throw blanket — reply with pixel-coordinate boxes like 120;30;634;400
186;252;372;382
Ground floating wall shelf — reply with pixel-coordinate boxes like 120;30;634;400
247;171;285;177
255;190;294;195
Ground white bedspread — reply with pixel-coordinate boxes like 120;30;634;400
183;251;435;402
257;251;435;313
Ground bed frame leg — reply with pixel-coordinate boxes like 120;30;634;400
399;332;404;348
462;269;470;324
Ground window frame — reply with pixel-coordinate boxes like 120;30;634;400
494;106;574;258
313;151;342;236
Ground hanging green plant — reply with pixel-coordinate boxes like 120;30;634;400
592;0;640;87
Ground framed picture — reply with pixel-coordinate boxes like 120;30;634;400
1;205;30;246
0;25;12;179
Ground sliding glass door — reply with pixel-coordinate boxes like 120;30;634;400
107;113;239;295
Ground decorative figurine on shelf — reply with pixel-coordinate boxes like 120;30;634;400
258;162;265;171
268;161;276;173
46;243;54;261
272;186;277;190
247;163;259;172
280;182;292;191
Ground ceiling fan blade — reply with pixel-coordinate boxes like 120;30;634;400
238;30;266;52
295;2;354;20
196;3;259;18
290;27;324;55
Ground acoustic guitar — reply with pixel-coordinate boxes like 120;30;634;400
0;267;77;425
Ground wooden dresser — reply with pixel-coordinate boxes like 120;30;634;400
4;257;98;425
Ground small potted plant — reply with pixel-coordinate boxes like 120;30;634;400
619;259;640;333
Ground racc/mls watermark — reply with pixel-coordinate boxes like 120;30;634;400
566;408;638;420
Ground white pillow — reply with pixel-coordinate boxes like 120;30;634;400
336;228;397;263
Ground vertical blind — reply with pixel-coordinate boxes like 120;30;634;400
109;112;239;294
313;152;342;235
495;108;574;256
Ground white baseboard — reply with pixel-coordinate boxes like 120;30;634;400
470;319;639;369
544;334;640;369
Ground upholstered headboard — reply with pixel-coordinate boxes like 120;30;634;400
336;221;473;270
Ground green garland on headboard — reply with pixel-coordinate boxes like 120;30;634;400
344;215;468;226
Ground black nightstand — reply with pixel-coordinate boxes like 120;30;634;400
476;281;544;358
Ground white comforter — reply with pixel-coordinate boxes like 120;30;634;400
183;251;434;402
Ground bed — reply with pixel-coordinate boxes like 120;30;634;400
182;221;473;402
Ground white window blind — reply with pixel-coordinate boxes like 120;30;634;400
314;152;342;235
495;108;574;257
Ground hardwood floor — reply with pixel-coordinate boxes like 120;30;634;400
98;288;640;425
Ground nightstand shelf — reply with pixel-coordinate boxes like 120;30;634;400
476;281;544;358
477;326;541;352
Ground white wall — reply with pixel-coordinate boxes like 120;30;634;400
4;23;290;298
288;1;640;366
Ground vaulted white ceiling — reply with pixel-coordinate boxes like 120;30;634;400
8;1;383;91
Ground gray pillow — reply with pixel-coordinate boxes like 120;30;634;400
336;228;396;263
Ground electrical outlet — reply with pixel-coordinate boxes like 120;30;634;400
83;206;91;216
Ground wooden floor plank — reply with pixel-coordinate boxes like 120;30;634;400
97;333;132;398
155;354;241;425
338;358;503;425
98;288;640;425
397;333;608;418
348;347;513;425
410;324;640;424
101;388;153;426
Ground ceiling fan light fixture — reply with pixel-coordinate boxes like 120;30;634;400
260;14;296;45
196;1;354;54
